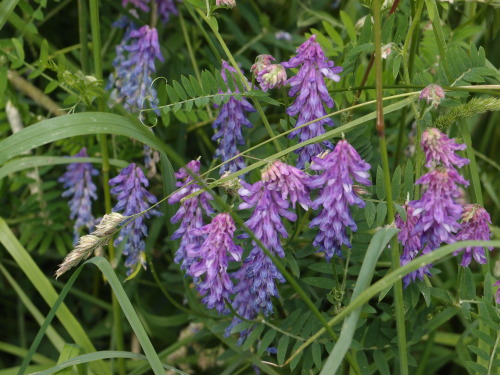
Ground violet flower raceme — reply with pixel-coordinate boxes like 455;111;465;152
309;140;371;261
122;0;150;12
453;204;493;267
283;35;343;168
156;0;179;23
233;161;311;317
395;204;432;287
212;61;255;174
168;160;214;271
58;148;99;243
421;128;469;169
187;213;242;312
410;167;469;249
109;163;161;274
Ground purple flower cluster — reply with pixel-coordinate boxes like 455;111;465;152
122;0;179;22
59;148;99;242
212;61;255;174
251;55;287;92
421;128;469;169
188;213;242;312
168;160;214;271
454;204;493;266
110;24;163;111
283;35;343;168
109;163;161;273
309;140;372;261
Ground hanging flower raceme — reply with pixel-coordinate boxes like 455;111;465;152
309;140;371;261
283;35;343;168
454;204;493;267
395;204;432;287
421;128;469;169
212;60;255;174
156;0;179;23
188;213;242;312
232;161;311;318
110;24;163;111
58;148;99;243
109;163;161;274
168;160;214;271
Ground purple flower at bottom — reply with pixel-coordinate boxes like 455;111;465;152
109;163;161;273
410;168;469;249
58;148;99;243
168;160;214;271
453;204;493;267
309;140;371;261
188;213;242;312
395;204;432;286
284;35;343;168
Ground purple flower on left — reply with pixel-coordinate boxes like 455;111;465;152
109;163;162;274
59;148;99;243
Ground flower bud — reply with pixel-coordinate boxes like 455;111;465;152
257;64;287;91
419;84;445;108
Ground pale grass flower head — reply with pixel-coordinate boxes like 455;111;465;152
216;0;236;8
55;235;108;278
93;212;126;237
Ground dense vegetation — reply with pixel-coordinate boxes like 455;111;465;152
1;0;500;374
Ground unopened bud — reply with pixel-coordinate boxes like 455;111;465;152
419;84;445;108
250;54;275;76
257;64;287;91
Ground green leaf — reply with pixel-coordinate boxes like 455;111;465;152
374;350;390;375
277;335;290;365
381;14;394;44
257;330;276;356
467;345;490;361
460;267;476;301
56;344;80;375
189;75;204;96
376;203;387;227
376;165;386;200
466;361;488;375
322;21;343;49
302;277;335;290
200;70;213;94
39;39;49;66
173;80;187;101
319;228;399;375
44;80;59;94
339;10;356;43
0;0;21;31
365;200;376;227
181;75;195;98
165;84;179;102
391;165;402;201
403;159;414;201
311;342;322;369
242;324;264;351
11;37;24;61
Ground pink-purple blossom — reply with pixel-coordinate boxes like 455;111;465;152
419;84;445;108
283;35;343;168
168;160;214;271
109;163;161;273
256;64;287;91
421;128;469;169
188;213;242;312
454;204;493;267
309;140;371;261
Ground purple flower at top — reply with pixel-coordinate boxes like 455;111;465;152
122;0;150;12
251;54;275;76
256;64;287;92
109;163;161;273
410;167;469;249
453;204;493;267
309;140;371;261
156;0;179;23
395;204;432;287
110;25;163;111
58;148;99;243
188;213;242;312
212;61;255;174
283;35;343;168
168;160;214;271
421;128;469;169
419;84;445;108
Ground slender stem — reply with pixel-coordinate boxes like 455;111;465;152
78;0;89;74
196;9;282;152
373;1;408;375
88;1;124;374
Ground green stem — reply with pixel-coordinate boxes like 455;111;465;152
88;1;124;374
196;9;282;152
78;0;89;74
373;1;408;374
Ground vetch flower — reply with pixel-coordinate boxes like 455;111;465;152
251;54;275;76
309;140;371;261
410;167;469;249
454;204;493;267
109;163;161;274
421;128;469;169
395;204;432;286
188;213;242;312
256;64;287;92
58;148;99;242
122;0;150;12
156;0;179;23
381;43;392;59
274;31;292;41
212;61;255;174
419;84;445;108
283;35;343;168
168;160;214;271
